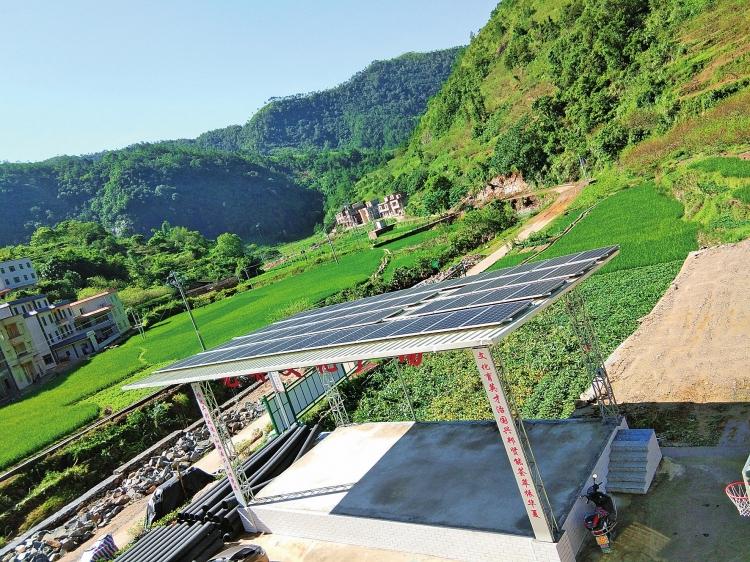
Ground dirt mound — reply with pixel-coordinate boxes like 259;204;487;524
606;239;750;403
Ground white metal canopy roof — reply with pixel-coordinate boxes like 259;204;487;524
124;246;618;390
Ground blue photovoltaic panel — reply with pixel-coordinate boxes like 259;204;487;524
507;279;565;300
541;260;596;280
390;315;445;336
467;300;531;326
157;246;619;373
471;286;524;306
530;253;581;270
425;307;488;332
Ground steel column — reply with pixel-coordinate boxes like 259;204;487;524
191;382;254;505
563;291;619;420
320;364;350;427
473;347;556;542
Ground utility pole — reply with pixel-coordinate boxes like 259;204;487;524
168;271;206;352
324;231;339;264
129;309;146;340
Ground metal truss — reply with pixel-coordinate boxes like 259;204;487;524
564;291;620;420
320;367;350;427
248;483;355;506
192;381;255;504
495;354;559;538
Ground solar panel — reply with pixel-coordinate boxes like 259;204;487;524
425;307;488;332
471;286;524;306
145;246;620;379
573;245;618;263
467;300;532;326
508;279;565;300
529;253;581;270
541;260;596;280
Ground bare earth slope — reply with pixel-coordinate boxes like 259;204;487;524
606;239;750;403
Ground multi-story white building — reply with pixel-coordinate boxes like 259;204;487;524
0;258;38;293
0;290;132;398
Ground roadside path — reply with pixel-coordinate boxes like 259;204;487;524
466;181;584;275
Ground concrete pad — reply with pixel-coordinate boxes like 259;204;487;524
233;534;454;562
581;446;750;561
255;419;615;537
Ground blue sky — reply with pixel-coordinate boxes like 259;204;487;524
0;0;497;162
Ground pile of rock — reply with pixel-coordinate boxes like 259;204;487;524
2;400;265;562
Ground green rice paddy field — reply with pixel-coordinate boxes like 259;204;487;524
0;249;384;470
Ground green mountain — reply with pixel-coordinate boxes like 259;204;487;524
0;145;323;245
0;48;462;247
354;0;750;218
194;48;462;153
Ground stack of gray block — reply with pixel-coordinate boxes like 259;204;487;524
607;428;662;494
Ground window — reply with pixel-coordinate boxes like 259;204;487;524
8;266;15;272
41;316;47;326
18;263;23;270
13;276;20;283
26;262;31;268
23;275;28;281
31;273;36;279
3;279;8;286
0;267;4;274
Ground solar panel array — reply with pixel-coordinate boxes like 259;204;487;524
161;245;618;373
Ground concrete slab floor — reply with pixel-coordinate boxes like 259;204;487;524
227;535;455;562
255;419;615;537
580;446;750;562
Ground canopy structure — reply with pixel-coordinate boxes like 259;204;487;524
123;245;621;550
125;245;619;390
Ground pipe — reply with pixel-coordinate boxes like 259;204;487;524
294;423;321;462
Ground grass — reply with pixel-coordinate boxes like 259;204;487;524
662;156;750;243
490;182;698;272
689;156;750;178
0;249;383;470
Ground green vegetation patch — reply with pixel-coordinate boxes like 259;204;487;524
350;260;682;421
0;249;383;470
689;156;750;178
491;182;698;272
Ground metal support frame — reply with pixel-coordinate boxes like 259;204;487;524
394;360;417;421
563;291;619;420
473;347;557;542
191;381;255;505
320;365;350;427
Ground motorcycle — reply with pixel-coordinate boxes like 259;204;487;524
582;473;617;553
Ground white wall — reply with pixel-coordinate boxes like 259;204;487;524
0;258;38;290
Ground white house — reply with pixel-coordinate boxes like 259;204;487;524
0;258;38;292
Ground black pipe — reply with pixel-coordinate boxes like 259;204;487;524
163;521;215;562
119;522;187;562
294;423;321;462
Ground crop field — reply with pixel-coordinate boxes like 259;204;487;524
489;182;698;272
689;156;750;178
661;156;750;243
0;249;384;470
348;177;699;424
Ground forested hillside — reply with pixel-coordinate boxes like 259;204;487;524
355;0;750;217
0;145;322;245
194;49;462;153
0;48;462;247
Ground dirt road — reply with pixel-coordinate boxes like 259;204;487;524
606;239;750;404
467;181;584;275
